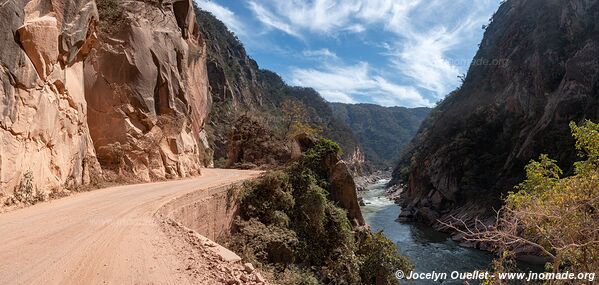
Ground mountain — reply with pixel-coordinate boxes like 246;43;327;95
195;9;359;167
330;103;430;169
392;0;599;225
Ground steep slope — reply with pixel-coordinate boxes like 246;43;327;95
195;9;359;167
85;0;211;181
392;0;599;225
0;0;101;199
1;0;212;204
330;103;430;168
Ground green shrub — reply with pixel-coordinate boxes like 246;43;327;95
232;138;411;284
232;219;298;266
239;171;294;226
503;120;599;275
278;266;320;285
358;232;413;285
13;171;43;205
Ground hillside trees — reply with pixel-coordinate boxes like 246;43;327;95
446;120;599;283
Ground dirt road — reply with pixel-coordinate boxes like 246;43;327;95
0;169;262;285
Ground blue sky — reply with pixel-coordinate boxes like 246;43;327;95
195;0;501;108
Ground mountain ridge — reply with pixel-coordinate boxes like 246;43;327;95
330;103;430;169
392;0;599;225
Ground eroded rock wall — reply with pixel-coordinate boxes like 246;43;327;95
0;0;100;198
84;0;211;181
1;0;212;201
392;0;599;226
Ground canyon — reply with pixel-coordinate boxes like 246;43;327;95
392;0;599;229
2;0;596;283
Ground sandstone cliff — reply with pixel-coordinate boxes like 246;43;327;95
1;0;100;201
86;0;211;181
392;0;599;226
1;0;211;203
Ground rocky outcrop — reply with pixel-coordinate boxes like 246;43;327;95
392;0;599;225
85;0;211;181
296;134;365;226
1;0;212;202
1;0;100;199
327;159;366;226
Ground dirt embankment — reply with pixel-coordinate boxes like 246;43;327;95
156;180;271;284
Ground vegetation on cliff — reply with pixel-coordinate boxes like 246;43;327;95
504;121;598;276
447;121;598;283
227;138;411;284
330;103;430;169
195;8;360;168
392;0;599;225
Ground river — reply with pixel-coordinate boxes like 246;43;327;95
360;179;496;285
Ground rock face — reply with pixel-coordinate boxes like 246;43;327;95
85;0;211;181
392;0;599;225
327;159;366;226
1;0;100;198
1;0;211;200
295;134;365;226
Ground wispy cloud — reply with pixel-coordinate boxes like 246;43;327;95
244;0;499;104
290;62;432;107
196;0;247;36
386;0;498;98
246;1;304;39
302;48;338;60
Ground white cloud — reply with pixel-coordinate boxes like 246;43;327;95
386;0;498;98
246;0;421;36
291;62;432;107
196;1;246;36
247;1;304;39
302;48;338;60
245;0;500;104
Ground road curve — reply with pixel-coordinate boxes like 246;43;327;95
0;168;262;285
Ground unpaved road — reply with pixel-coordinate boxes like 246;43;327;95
0;169;261;285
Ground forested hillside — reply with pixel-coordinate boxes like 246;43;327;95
196;9;358;168
330;103;430;168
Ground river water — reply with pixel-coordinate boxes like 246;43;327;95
360;179;495;285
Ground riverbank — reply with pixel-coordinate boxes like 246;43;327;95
359;179;546;284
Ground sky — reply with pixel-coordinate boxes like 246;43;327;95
195;0;502;108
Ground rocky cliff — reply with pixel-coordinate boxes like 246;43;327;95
392;0;599;226
1;0;100;200
86;0;211;181
1;0;211;202
330;103;430;169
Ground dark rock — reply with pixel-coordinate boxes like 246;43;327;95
416;207;440;223
328;160;366;226
391;0;599;228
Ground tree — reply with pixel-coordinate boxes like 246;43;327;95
444;120;599;284
281;99;321;138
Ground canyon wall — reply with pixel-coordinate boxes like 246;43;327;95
330;103;431;169
85;0;211;181
1;0;100;199
1;0;211;201
393;0;599;226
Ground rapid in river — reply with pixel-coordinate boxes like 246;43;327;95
360;179;496;285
